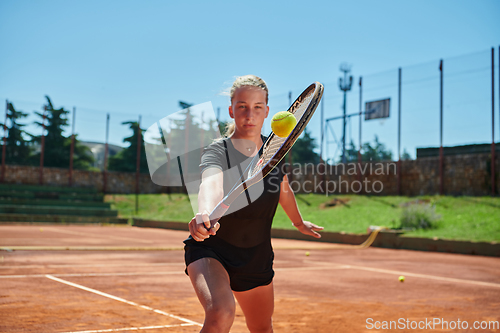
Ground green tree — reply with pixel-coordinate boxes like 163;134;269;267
168;102;216;174
361;135;393;161
31;96;94;169
108;121;149;173
71;135;96;170
401;148;412;160
0;102;32;165
339;139;360;163
218;120;230;137
291;129;320;164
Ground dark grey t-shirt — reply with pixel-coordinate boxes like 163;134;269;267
198;136;284;248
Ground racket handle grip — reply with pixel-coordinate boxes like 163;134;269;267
208;201;230;228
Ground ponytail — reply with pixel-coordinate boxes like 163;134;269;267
224;121;236;138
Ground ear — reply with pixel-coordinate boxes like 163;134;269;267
229;105;234;119
264;105;270;118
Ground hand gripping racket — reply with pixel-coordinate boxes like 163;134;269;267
207;82;324;228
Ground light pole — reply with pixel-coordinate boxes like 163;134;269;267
339;63;353;164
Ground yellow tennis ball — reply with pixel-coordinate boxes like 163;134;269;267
399;275;405;282
305;251;310;256
271;111;297;138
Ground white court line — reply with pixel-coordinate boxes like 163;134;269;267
0;265;349;279
0;246;183;251
43;227;154;244
1;271;185;279
347;264;500;289
5;261;499;289
275;265;350;272
305;260;500;289
58;323;196;333
45;275;202;327
0;262;183;269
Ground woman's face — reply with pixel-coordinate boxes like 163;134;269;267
229;86;269;138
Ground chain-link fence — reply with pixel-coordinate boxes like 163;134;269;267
1;47;498;195
320;47;498;164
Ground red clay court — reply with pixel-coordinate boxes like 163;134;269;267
1;224;499;332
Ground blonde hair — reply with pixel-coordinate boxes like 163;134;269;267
224;75;269;138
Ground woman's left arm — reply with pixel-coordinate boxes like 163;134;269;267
279;174;323;238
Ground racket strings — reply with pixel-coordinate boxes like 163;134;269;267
250;90;315;177
260;138;285;165
290;93;313;120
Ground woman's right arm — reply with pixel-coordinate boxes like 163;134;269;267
188;167;224;242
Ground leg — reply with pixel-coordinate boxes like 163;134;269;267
187;258;235;333
233;282;274;333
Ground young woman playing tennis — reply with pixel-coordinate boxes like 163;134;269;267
184;75;323;333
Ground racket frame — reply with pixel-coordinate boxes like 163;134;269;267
207;82;324;227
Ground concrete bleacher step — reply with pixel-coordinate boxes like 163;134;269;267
0;190;104;201
0;198;111;209
0;205;118;217
0;184;97;194
0;214;127;224
0;183;123;223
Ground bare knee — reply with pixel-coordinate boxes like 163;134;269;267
203;302;235;332
247;320;273;333
187;258;235;332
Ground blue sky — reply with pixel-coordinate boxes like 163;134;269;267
0;0;499;162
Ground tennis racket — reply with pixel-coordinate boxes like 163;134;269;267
207;81;324;228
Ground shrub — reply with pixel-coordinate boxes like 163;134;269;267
399;202;441;230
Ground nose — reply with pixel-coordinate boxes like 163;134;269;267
245;107;257;119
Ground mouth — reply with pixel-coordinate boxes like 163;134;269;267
243;124;256;128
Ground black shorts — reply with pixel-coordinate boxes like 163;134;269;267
183;236;274;292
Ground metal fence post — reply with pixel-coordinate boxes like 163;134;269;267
103;113;109;193
135;115;142;214
492;47;496;195
39;106;47;185
358;77;363;194
288;91;293;183
398;68;402;196
1;100;8;183
439;60;444;195
69;107;75;186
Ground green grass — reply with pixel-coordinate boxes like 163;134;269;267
105;193;500;243
105;193;195;222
